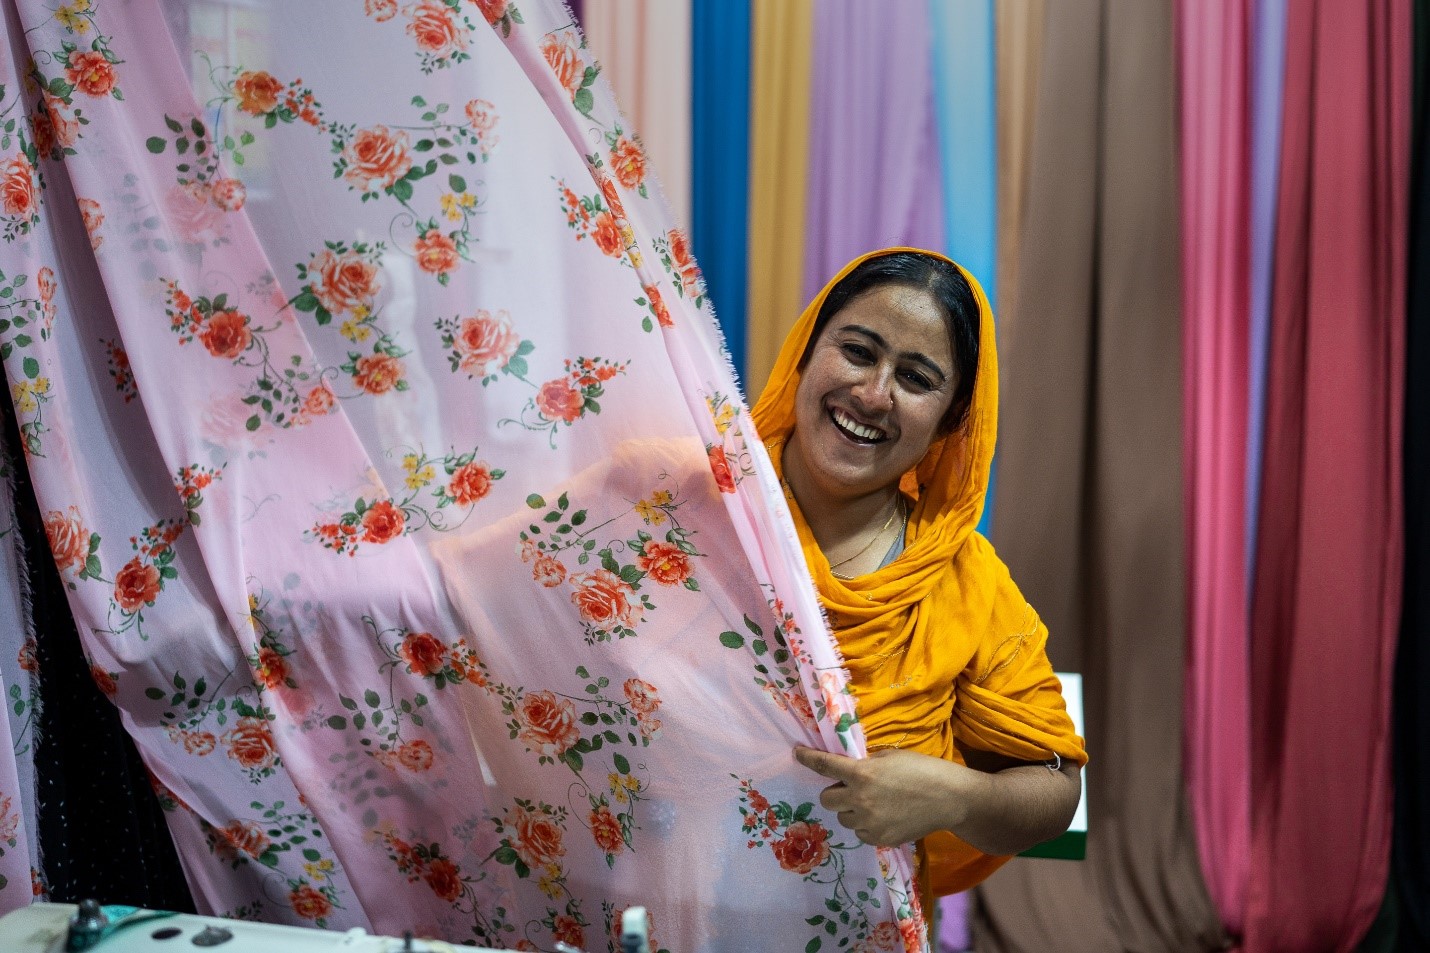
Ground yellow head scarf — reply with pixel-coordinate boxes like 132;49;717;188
752;248;1087;895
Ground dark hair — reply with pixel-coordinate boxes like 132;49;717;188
801;252;980;432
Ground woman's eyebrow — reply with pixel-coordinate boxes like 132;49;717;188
840;324;949;384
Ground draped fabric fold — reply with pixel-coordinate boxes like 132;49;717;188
993;0;1044;340
745;0;813;395
975;1;1224;949
1247;0;1409;949
1177;0;1252;941
0;0;934;948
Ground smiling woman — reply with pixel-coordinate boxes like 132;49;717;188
752;247;1088;906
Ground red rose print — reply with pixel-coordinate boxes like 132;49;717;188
353;353;405;394
399;630;446;676
589;804;624;855
622;678;660;716
183;731;216;756
289;884;332;921
898;917;923;953
343;126;412;191
30;108;54;157
365;0;398;21
2;155;36;218
45;96;79;150
644;284;672;328
591;211;624;258
44;507;88;575
90;665;117;698
423;857;462;901
414;231;460;276
233;71;283;115
748;790;770;814
219;820;270;859
360;499;406;544
708;446;737;493
64;50;117;97
77;197;104;249
610;137;646;189
553;915;584;948
568;569;638;630
200;309;252;359
210;178;246;212
407;0;468;56
302;383;335;417
465;98;497;132
447;462;492;506
787;690;816;729
17;637;36;673
535;378;584;424
636;539;691;586
165;183;223;243
668;229;704;297
455;311;519;376
397;740;434;772
515;690;579;758
114;558;161;612
254;645;289;690
311;250;380;315
223;717;277;771
870;922;900;951
771;820;830;875
532;554;565;588
512;805;566;868
473;0;508;25
540;31;585;98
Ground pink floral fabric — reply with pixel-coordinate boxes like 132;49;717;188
0;1;926;950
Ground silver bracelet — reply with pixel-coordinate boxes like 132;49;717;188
1044;753;1061;773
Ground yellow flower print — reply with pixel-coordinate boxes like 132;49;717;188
404;465;434;491
440;192;477;222
303;859;334;881
11;382;35;415
608;772;628;803
649;489;672;506
536;865;562;899
713;403;736;435
339;319;372;343
634;499;666;526
56;5;90;32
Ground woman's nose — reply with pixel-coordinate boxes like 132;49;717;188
851;365;895;412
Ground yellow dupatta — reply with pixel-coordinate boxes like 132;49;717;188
752;248;1088;896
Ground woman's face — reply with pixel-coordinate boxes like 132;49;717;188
788;284;958;503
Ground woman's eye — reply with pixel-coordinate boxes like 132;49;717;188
840;343;873;362
900;370;933;391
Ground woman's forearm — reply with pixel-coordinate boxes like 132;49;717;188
938;758;1081;856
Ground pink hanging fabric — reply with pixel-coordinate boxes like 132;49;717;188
0;1;931;949
1176;0;1251;943
0;467;38;902
1247;0;1408;949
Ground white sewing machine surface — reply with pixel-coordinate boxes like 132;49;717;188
0;902;518;953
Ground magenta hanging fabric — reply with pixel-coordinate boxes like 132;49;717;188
0;1;934;949
1248;0;1409;949
1177;0;1252;942
799;1;945;306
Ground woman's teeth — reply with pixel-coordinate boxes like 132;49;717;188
831;408;886;442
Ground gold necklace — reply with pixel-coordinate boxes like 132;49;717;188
828;495;906;578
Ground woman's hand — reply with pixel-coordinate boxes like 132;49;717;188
793;744;1081;855
793;746;981;848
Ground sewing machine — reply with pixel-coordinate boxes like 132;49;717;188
0;902;488;953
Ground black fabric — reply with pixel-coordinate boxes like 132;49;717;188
1393;0;1430;947
0;388;193;912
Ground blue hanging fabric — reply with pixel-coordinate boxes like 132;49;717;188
930;0;996;538
692;0;753;386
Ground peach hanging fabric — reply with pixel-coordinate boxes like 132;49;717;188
0;0;932;949
975;1;1225;949
580;0;692;227
993;0;1044;335
1177;0;1252;941
1247;0;1409;948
